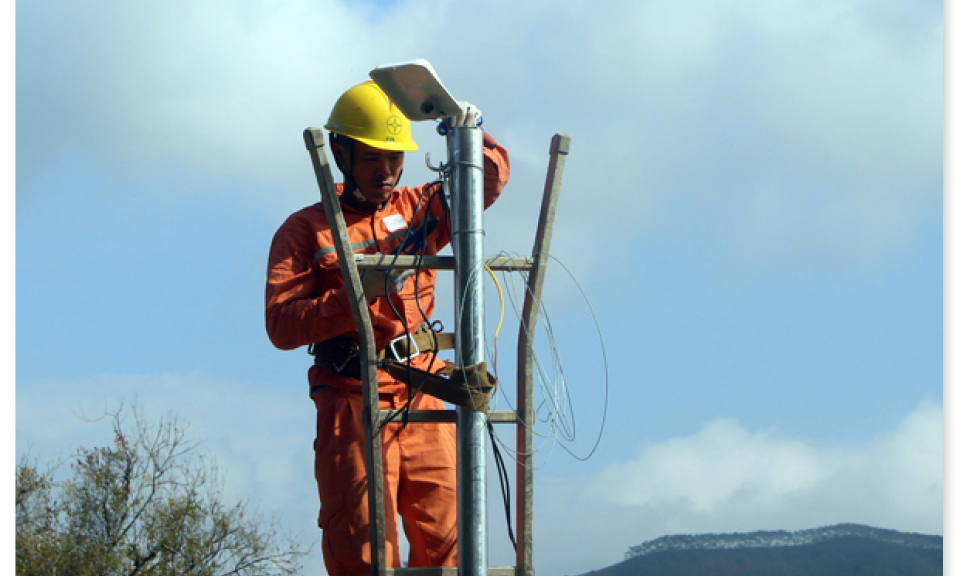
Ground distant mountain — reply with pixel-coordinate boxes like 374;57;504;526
576;524;942;576
626;523;941;557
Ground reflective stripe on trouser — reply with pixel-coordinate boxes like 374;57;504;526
313;387;458;575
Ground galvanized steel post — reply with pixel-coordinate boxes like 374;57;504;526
447;124;488;576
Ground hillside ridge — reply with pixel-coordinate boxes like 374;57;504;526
625;523;942;559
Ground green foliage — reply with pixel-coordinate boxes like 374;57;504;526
16;407;308;576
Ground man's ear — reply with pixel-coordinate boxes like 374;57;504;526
330;140;348;170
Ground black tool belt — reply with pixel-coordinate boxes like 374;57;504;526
309;326;497;412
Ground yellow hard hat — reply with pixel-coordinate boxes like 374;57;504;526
325;81;418;152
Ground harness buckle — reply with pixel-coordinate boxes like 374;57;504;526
388;333;421;363
332;348;359;373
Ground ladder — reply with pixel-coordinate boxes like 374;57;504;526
303;127;571;576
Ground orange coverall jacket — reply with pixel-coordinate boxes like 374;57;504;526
264;131;510;573
265;131;510;395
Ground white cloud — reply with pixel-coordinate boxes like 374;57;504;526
532;400;942;575
586;419;831;511
17;0;941;273
588;402;943;526
19;0;355;189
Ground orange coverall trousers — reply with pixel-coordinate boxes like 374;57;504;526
313;385;458;574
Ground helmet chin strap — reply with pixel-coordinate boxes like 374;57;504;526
331;135;363;200
347;181;365;203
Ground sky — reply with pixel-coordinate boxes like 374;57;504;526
12;0;945;575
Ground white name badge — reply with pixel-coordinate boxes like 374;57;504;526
383;214;407;233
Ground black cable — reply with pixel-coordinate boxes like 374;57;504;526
378;181;445;429
488;420;517;551
388;185;433;425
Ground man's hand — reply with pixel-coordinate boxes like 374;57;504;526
361;268;415;301
446;101;482;128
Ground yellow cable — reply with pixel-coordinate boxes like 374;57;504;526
485;265;505;339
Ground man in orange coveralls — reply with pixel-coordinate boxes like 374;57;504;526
265;80;510;574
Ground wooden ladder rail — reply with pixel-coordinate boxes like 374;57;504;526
516;133;571;576
304;129;571;576
304;128;389;572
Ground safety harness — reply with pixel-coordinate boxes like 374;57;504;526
309;325;497;412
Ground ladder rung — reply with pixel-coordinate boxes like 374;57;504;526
379;409;519;424
383;567;517;576
355;254;534;271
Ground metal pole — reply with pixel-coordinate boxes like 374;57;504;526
448;124;487;576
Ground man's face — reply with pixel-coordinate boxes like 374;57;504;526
334;139;405;205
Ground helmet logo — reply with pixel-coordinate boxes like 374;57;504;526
386;115;403;136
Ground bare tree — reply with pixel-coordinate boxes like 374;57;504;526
16;406;308;576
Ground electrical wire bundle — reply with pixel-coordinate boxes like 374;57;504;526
481;252;610;466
